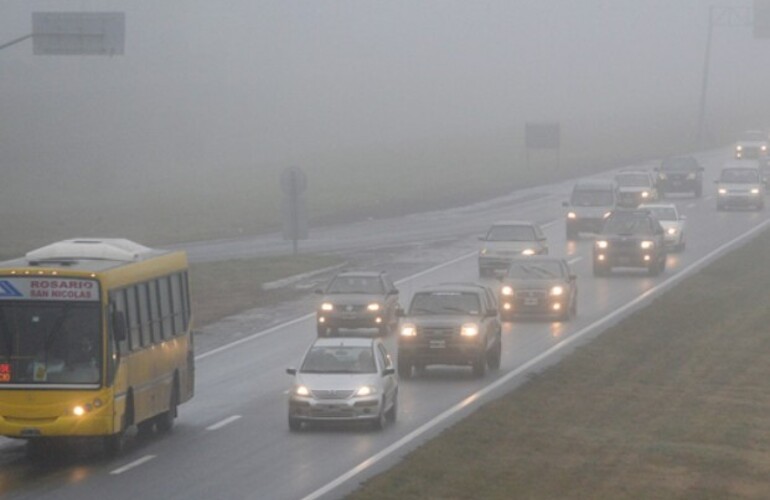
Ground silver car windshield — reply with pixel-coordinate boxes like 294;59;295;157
0;302;101;385
326;276;384;294
300;345;376;374
506;262;563;280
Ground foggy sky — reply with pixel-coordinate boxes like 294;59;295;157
2;0;769;205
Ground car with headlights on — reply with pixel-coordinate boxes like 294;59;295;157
286;336;397;431
654;156;704;198
715;162;766;211
639;203;687;252
315;271;399;337
478;221;548;277
593;209;667;276
397;283;502;379
734;130;769;161
614;169;659;208
562;180;618;240
499;257;577;321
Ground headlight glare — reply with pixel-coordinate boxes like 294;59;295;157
640;240;654;249
521;249;536;256
356;386;376;397
501;285;514;296
461;323;479;337
294;385;310;396
550;286;564;296
596;240;608;249
567;211;577;219
321;302;334;311
400;324;417;337
367;303;381;311
667;227;677;235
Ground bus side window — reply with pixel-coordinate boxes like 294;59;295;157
137;283;152;347
170;273;184;336
110;289;130;354
147;280;162;344
181;272;191;331
158;276;173;340
126;286;142;351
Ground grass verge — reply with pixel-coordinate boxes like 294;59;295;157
189;254;343;327
348;228;770;499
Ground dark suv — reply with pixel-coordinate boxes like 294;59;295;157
397;283;502;379
593;210;667;277
655;156;704;198
315;271;400;336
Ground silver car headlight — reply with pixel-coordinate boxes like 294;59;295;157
595;240;608;249
751;188;761;195
501;285;514;296
667;227;677;235
718;188;727;195
355;386;377;397
367;303;381;311
294;385;310;397
567;211;577;219
736;145;743;151
641;191;650;198
521;249;536;256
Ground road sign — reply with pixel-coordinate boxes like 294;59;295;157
32;12;125;55
525;122;560;149
755;0;770;38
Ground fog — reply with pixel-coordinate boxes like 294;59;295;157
1;0;769;248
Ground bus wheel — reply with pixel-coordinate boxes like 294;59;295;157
103;430;125;457
156;384;179;433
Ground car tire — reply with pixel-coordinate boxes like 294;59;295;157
288;415;302;432
372;399;388;430
385;393;398;423
155;384;178;433
472;351;487;378
487;340;502;371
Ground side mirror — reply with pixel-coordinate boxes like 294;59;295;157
112;311;127;342
286;368;297;375
383;367;396;377
389;288;399;295
314;288;324;295
395;308;405;317
486;308;498;317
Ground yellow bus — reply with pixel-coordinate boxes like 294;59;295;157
0;238;194;455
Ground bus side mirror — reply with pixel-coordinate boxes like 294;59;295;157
112;311;127;342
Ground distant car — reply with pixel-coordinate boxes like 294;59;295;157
478;221;548;277
562;180;618;240
654;156;704;198
639;203;687;252
315;271;399;337
499;257;577;321
734;130;769;161
397;283;502;379
715;162;765;211
614;170;659;207
593;209;667;276
286;336;398;431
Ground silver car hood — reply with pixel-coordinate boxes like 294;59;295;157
294;372;381;391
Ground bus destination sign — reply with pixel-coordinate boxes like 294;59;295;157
0;277;100;302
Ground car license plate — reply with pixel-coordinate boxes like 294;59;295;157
429;340;446;349
524;298;538;306
341;313;357;319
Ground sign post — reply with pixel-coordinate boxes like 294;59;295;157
280;167;308;255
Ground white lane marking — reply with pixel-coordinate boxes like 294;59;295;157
300;217;770;500
567;257;583;265
110;455;156;475
206;415;242;431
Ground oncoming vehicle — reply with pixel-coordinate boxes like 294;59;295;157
499;257;577;321
715;162;766;211
286;336;397;431
315;271;399;337
639;203;687;252
593;210;667;276
655;156;704;198
614;170;659;208
397;283;502;379
734;130;769;161
562;180;618;240
0;239;194;456
478;221;548;277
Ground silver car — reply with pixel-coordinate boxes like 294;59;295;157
639;203;687;252
286;337;398;431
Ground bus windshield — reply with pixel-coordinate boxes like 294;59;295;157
0;302;101;385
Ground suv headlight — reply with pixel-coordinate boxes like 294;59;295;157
736;145;743;151
762;145;768;152
355;386;377;397
501;285;514;296
550;286;564;297
400;323;417;337
718;188;727;195
640;240;654;249
751;188;761;195
521;249;536;256
294;385;310;397
641;191;650;198
367;303;381;311
321;302;334;311
595;240;608;249
667;227;677;235
567;211;577;219
461;323;479;337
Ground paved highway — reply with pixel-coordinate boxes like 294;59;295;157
1;148;768;499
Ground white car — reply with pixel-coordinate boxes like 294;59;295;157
639;203;687;252
614;170;659;207
478;221;549;277
286;336;398;431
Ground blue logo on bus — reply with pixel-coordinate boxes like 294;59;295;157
0;281;23;298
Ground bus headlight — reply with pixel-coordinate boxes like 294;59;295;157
72;405;86;417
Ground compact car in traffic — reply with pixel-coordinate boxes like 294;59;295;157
478;221;548;277
563;180;618;240
286;336;398;431
593;209;668;276
715;162;766;211
397;283;502;378
499;257;577;321
315;271;400;336
614;169;659;208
